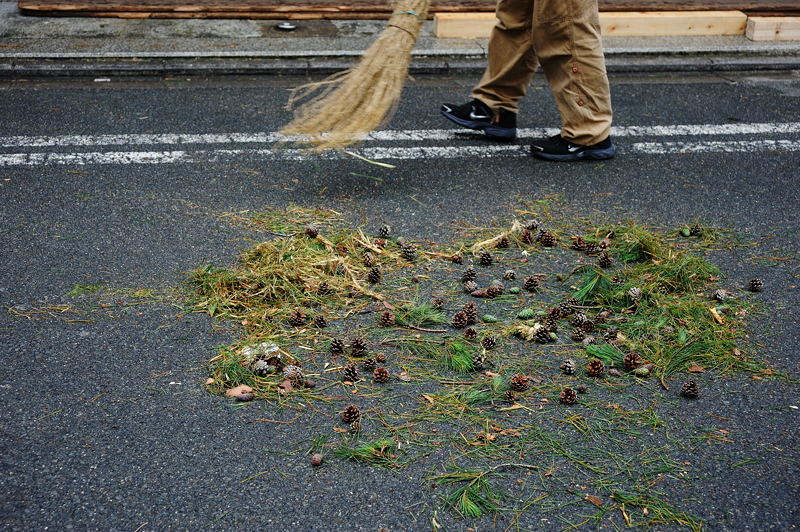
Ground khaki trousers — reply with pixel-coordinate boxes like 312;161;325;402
471;0;613;145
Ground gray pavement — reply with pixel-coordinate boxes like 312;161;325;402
0;72;799;530
1;1;800;77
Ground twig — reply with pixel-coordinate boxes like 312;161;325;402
401;325;447;333
266;231;297;238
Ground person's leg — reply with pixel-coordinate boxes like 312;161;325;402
471;0;537;114
529;0;614;159
440;0;535;139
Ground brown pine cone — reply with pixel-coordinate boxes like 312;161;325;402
520;229;534;245
598;252;613;268
523;276;539;292
362;358;377;372
496;236;510;249
363;251;377;267
478;250;493;266
462;302;478;324
330;337;345;355
367;266;382;284
586;358;606;377
452;311;468;329
287;309;308;327
559;387;577;405
623;352;643;371
681;379;700;398
379;310;395;327
341;363;359;382
313;315;328;328
373;367;390;383
450;253;464;264
375;353;387;363
349;337;368;357
341;405;361;423
464;328;478;341
462;266;477;282
431;297;445;310
304;223;319;238
481;336;497;350
509;374;530;392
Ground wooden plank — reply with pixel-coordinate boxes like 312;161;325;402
746;16;800;40
601;10;747;36
434;11;748;38
16;0;800;15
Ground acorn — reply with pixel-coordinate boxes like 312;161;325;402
310;453;324;467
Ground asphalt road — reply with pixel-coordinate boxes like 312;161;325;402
1;72;799;531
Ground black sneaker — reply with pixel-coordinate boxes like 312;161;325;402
440;99;517;140
530;134;616;161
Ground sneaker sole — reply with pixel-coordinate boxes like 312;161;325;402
440;110;517;140
531;145;616;162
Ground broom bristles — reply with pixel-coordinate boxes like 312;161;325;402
280;0;431;152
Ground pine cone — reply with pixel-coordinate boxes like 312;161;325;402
373;238;387;248
463;280;478;293
748;278;764;292
571;312;589;327
486;283;503;299
523;276;539;292
623;352;643;371
689;224;702;236
283;364;304;385
598;252;613;268
481;336;497;350
571;236;587;251
543;317;559;333
378;224;392;238
524;219;540;231
535;327;553;344
603;327;620;342
464;328;478;341
462;266;477;282
586;359;606;377
373;367;390;383
462;302;478;324
472;352;488;370
503;269;516;281
304;223;319;238
349;420;363;434
539;231;557;247
363;251;377;267
520;229;534;245
559;387;577;405
560;359;576;375
452;311;468;329
329;337;346;355
341;405;361;423
375;353;387;363
681;379;700;398
379;310;395;327
431;297;445;310
628;287;643;303
318;282;333;296
712;288;728;302
313;315;327;328
581;319;596;333
479;250;493;266
509;374;530;392
504;390;516;403
450;253;464;264
400;243;417;262
584;242;599;256
571;328;586;342
496;236;510;249
288;310;308;327
349;337;368;357
362;358;377;372
341;363;359;382
560;297;580;315
577;384;588;394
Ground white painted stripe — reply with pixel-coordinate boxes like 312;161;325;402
1;122;798;148
632;139;797;154
0;140;796;167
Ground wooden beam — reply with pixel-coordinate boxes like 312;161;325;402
434;11;748;38
746;16;800;40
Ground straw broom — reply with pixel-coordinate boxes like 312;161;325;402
280;0;431;152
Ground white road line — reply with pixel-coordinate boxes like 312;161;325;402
0;140;797;167
632;139;798;154
1;122;799;148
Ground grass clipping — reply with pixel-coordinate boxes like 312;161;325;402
280;0;430;151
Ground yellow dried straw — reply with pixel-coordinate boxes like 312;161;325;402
280;0;431;152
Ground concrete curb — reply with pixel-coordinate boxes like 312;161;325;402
2;51;799;78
